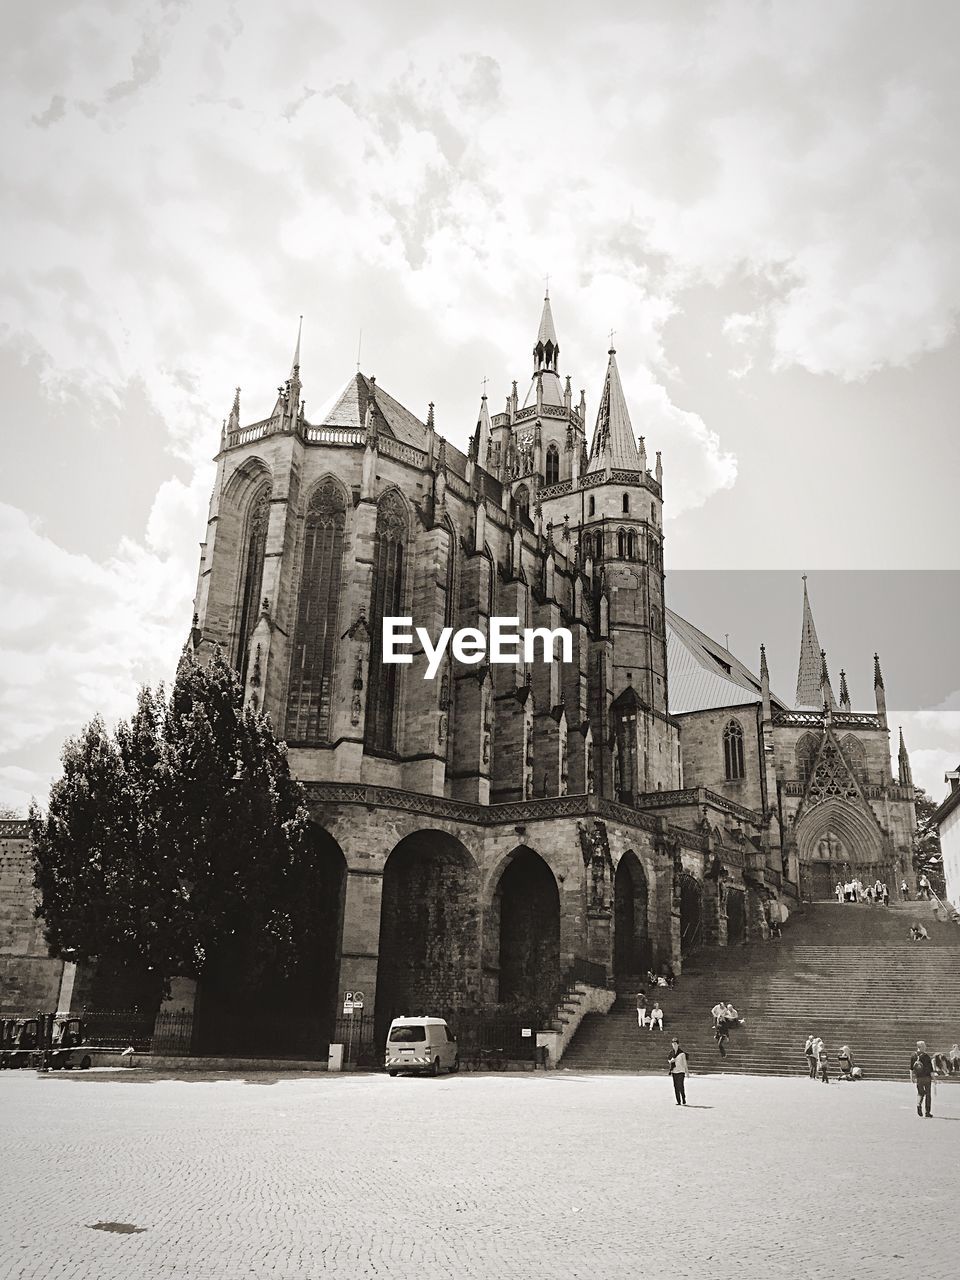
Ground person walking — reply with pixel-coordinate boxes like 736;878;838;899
668;1038;689;1105
648;1001;664;1032
636;991;647;1031
882;883;890;907
804;1034;818;1079
910;1041;935;1117
835;881;844;904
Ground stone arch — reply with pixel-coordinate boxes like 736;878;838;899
613;851;650;978
545;443;560;485
222;455;272;506
489;847;560;1012
679;871;703;957
195;823;346;1057
725;886;746;945
375;830;480;1042
795;797;888;898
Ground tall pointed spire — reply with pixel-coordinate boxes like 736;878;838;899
291;315;303;375
898;726;914;787
795;575;823;709
873;652;887;727
586;345;641;473
524;292;563;409
476;393;491;470
838;668;851;711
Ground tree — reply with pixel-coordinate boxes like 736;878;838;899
0;804;23;819
30;650;326;998
913;786;946;900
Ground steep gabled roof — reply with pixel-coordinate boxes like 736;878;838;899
666;608;788;715
796;576;823;708
315;372;429;448
586;348;640;473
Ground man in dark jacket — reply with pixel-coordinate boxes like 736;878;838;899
910;1040;935;1117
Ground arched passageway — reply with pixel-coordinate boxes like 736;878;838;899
196;823;347;1057
725;887;746;946
613;852;651;978
679;872;703;958
494;848;560;1012
376;830;479;1042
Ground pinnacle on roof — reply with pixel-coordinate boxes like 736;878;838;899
476;392;492;470
536;291;559;349
585;347;641;474
227;387;241;433
898;726;913;787
795;575;823;709
873;652;884;690
759;643;769;682
838;668;851;711
291;315;303;375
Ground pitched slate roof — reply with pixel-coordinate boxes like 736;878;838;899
666;608;787;715
585;349;640;473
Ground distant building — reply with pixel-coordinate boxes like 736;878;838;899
932;766;960;909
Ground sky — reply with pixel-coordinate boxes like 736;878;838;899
1;0;958;812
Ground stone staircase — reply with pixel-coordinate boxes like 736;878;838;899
561;901;960;1080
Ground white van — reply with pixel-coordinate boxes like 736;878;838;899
385;1016;459;1077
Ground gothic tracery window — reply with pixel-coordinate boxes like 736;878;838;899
612;689;641;804
796;733;819;784
285;480;347;743
365;491;407;752
235;486;270;683
723;719;745;781
545;444;560;485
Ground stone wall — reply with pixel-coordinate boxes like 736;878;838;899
0;823;64;1012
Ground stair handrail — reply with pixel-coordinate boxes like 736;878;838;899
927;885;960;925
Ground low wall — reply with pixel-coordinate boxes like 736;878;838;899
539;982;616;1067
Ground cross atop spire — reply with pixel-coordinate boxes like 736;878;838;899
795;575;824;709
585;346;640;474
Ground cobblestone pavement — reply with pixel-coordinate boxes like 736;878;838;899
1;1068;958;1280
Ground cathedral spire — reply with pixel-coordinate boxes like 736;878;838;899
291;315;303;376
585;345;641;474
873;652;887;727
898;726;914;787
534;291;559;373
838;668;851;711
795;575;823;709
476;393;491;471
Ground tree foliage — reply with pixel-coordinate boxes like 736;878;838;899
30;650;324;992
913;786;946;899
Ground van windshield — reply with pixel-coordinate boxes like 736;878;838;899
389;1026;426;1042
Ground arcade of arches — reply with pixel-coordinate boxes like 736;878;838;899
613;852;650;978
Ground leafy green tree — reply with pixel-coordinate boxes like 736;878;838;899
913;786;946;900
30;650;324;998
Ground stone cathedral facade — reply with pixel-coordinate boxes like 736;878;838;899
172;294;916;1038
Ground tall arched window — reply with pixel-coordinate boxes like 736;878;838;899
588;495;595;516
366;492;407;752
515;484;530;521
285;480;347;744
617;528;627;558
627;530;637;559
235;486;270;683
723;719;745;781
545;444;560;485
612;688;642;804
796;733;819;784
622;493;630;514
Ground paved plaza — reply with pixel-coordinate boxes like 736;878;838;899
1;1067;958;1280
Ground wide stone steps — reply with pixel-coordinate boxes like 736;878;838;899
562;902;960;1080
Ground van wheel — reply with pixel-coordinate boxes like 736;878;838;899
388;1071;398;1078
80;1055;92;1071
431;1057;440;1077
450;1055;460;1074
